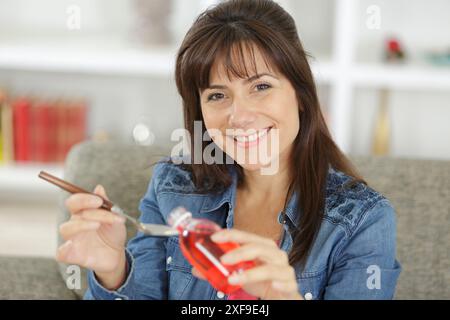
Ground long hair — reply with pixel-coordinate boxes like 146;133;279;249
174;0;364;268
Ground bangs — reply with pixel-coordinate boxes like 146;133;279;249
191;28;280;93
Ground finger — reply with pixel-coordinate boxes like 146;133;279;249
79;209;125;225
228;264;294;286
65;193;103;214
271;280;300;294
93;184;109;200
192;267;206;280
56;240;76;264
59;220;101;241
211;229;277;247
220;243;288;266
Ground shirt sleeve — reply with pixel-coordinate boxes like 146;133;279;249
84;162;169;300
323;199;402;300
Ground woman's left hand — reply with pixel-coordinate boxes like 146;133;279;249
192;229;303;300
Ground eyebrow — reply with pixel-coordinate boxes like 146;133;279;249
205;73;278;90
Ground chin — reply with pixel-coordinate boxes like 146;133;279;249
238;162;265;171
235;155;279;172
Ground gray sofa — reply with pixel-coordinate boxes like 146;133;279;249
0;141;449;299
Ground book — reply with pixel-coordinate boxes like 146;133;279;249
0;97;14;164
32;100;54;163
12;97;32;162
0;89;6;163
0;90;88;165
0;101;3;163
55;99;68;163
67;100;87;159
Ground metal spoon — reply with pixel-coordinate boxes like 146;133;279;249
38;171;179;238
111;205;179;237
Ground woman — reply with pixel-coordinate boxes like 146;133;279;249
58;0;401;300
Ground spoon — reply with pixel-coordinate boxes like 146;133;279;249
38;171;179;237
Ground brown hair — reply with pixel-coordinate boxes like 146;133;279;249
174;0;364;268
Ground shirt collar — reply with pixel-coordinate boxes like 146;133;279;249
200;166;237;214
199;167;301;228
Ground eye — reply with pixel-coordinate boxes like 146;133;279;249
207;92;225;102
255;83;272;91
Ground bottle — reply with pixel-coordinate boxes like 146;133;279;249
168;207;255;294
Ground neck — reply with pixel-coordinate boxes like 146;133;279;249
240;155;292;204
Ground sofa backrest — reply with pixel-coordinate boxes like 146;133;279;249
59;141;450;299
351;156;450;299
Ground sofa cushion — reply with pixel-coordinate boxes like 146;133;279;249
0;256;77;299
351;156;450;299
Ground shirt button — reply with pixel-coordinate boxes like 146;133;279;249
304;292;313;300
217;291;225;299
166;256;172;265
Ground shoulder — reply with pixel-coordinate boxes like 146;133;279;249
323;167;396;237
151;156;198;194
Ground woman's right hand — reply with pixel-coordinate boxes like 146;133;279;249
57;185;127;289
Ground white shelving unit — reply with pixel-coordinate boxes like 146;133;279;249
0;44;177;76
1;0;449;193
0;43;337;81
0;164;63;193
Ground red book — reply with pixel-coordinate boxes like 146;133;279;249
54;100;68;163
12;97;32;162
71;100;87;150
33;101;54;163
63;100;87;161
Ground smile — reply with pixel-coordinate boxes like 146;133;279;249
230;127;272;147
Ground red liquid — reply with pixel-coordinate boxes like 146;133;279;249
177;222;255;294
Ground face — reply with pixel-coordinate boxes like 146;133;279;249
199;45;300;173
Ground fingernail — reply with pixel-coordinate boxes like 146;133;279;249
228;274;241;285
272;281;284;290
114;216;125;223
89;196;102;207
61;240;73;249
220;254;233;264
88;222;101;228
211;232;224;242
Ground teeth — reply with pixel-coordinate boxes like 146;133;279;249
257;130;267;138
234;128;269;143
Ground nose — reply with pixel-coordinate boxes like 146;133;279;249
228;98;257;129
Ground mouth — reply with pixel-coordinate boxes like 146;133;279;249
229;126;273;148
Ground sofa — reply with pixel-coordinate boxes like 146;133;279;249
0;141;448;299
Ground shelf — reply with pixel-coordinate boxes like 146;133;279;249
0;43;177;76
310;59;337;84
0;164;64;192
0;43;339;84
352;64;450;90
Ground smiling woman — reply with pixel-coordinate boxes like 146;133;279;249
174;0;400;300
58;0;401;301
175;0;363;268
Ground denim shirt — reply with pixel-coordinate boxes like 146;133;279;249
85;160;401;300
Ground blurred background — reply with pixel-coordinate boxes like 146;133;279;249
0;0;449;258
